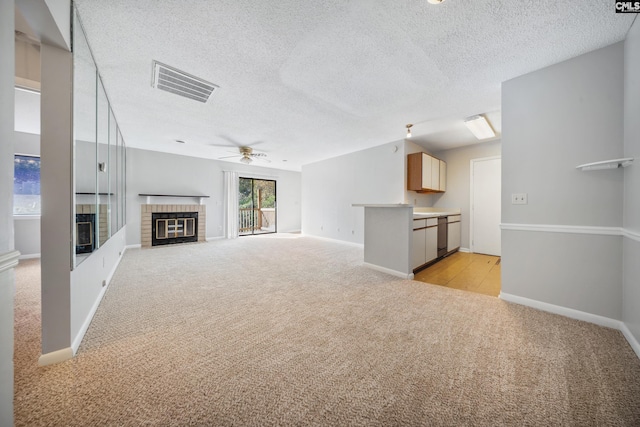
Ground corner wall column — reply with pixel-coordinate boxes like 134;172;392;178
40;42;74;357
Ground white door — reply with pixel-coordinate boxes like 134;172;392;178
471;157;501;256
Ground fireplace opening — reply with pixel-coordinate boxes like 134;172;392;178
152;212;198;246
76;213;95;254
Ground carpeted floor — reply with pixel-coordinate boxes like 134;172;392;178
14;235;640;426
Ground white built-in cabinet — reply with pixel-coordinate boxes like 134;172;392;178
407;152;446;193
413;214;461;272
412;217;439;270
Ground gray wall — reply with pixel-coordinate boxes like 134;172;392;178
0;1;15;423
623;19;640;345
432;141;501;250
126;148;302;246
40;41;73;354
14;131;41;257
302;141;405;244
501;42;625;319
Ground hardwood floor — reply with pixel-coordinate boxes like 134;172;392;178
414;252;501;297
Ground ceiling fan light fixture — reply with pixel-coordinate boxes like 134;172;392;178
464;115;496;140
240;156;252;164
406;124;413;138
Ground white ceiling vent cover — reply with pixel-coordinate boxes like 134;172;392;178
152;61;218;103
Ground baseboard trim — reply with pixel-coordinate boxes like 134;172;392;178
620;322;640;359
499;292;640;360
459;247;470;253
363;262;414;280
18;253;40;260
206;236;225;241
38;347;74;366
499;292;621;329
125;244;141;250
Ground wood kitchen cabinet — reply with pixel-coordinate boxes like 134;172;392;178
407;153;446;193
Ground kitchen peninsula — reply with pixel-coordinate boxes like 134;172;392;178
353;204;461;279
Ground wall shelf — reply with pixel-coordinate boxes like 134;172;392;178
576;158;634;171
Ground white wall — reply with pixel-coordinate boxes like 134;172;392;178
0;1;15;423
14;131;41;258
431;141;501;250
302;141;405;244
623;18;640;349
126;147;302;246
501;42;625;319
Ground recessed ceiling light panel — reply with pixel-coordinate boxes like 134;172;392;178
152;60;218;103
464;115;496;140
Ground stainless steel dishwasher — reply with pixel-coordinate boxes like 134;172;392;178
437;217;447;258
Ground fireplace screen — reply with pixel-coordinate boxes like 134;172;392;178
155;218;195;239
76;213;95;254
151;212;198;246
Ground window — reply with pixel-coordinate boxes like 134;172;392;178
13;154;41;215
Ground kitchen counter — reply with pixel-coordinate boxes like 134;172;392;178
352;205;461;279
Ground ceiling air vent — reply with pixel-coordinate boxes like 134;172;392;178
152;61;218;103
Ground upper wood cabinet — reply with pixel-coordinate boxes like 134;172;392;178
407;153;446;193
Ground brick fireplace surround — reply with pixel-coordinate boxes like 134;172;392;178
141;204;206;248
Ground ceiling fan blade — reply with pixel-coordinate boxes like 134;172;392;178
217;155;241;159
218;134;242;147
209;143;236;148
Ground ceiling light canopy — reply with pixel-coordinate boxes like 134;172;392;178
464;115;496;140
427;0;445;4
406;124;413;138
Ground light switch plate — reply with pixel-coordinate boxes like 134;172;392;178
511;193;528;205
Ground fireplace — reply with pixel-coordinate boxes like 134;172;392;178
76;213;95;254
152;212;198;246
140;204;206;248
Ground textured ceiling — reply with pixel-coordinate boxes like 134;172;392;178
73;0;635;171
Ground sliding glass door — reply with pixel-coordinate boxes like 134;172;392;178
239;178;276;236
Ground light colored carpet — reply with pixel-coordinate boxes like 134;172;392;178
14;235;640;426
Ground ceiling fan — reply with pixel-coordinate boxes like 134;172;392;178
218;146;269;164
211;134;269;164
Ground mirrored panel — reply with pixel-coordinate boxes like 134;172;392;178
73;10;97;266
109;110;118;236
96;79;110;247
73;6;127;268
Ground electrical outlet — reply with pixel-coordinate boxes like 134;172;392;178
511;193;528;205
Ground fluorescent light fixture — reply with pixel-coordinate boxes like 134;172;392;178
464;115;496;140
